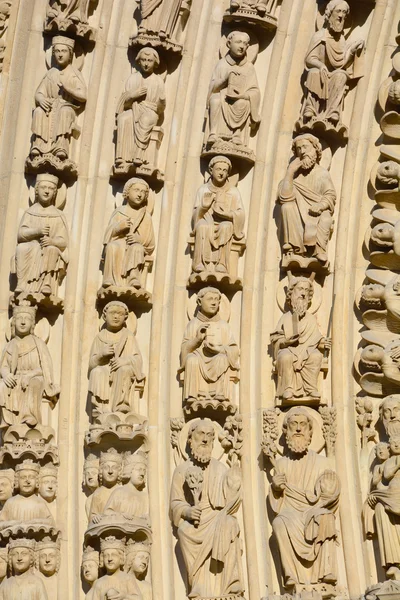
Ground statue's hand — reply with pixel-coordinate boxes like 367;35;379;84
40;235;54;248
367;494;378;509
38;97;53;112
126;233;136;245
110;357;127;372
183;506;202;523
319;469;338;496
320;337;331;354
288;157;302;175
3;374;17;388
283;334;299;348
351;39;364;54
133;86;147;100
41;225;51;237
119;218;131;233
91;514;102;524
195;325;209;346
103;344;115;359
308;203;326;216
271;472;286;492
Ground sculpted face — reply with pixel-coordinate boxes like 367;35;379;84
376;443;390;461
37;181;57;206
381;397;400;437
371;223;394;246
290;281;311;317
101;460;120;487
18;469;38;496
127;183;148;208
14;312;34;337
39;548;58;576
103;549;123;574
360;345;384;368
82;559;99;584
0;476;12;503
190;423;214;464
211;162;230;186
199;292;220;318
328;3;348;33
130;551;149;576
130;463;146;488
390;436;400;456
105;305;127;332
138;50;157;74
361;284;384;304
53;44;71;67
11;548;32;575
377;161;400;186
39;475;57;502
295;138;317;170
227;33;249;59
84;467;99;490
286;413;312;454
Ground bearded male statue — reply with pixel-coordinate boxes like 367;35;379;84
299;0;364;130
269;408;340;589
271;276;330;402
380;395;400;439
277;133;336;268
170;418;245;599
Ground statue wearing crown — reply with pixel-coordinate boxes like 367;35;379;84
104;451;149;524
90;536;141;600
28;35;87;171
0;538;49;599
13;173;69;306
0;303;60;431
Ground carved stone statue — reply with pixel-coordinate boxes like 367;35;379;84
100;178;155;295
126;541;152;600
190;155;245;285
377;161;400;189
0;549;7;584
0;1;12;73
269;407;340;589
38;464;57;503
89;449;122;524
0;538;49;599
89;536;141;600
225;0;279;29
37;537;60;598
45;0;95;39
0;469;13;507
271;276;330;403
203;30;260;160
298;0;364;134
104;451;149;523
28;35;87;172
180;287;240;413
82;546;99;593
13;173;69;305
361;274;400;326
369;209;400;270
83;454;99;518
88;301;145;420
277;134;336;270
134;0;192;52
114;48;165;178
0;303;60;431
380;395;400;439
170;419;244;599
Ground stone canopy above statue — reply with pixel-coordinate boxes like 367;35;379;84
44;0;98;41
223;0;281;31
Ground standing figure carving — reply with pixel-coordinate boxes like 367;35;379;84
114;48;165;179
271;276;330;404
100;178;155;296
88;301;145;421
28;35;87;172
0;304;60;431
89;449;122;524
204;30;260;161
0;538;49;599
269;408;340;590
190;155;245;287
180;288;240;414
277;134;336;270
134;0;192;52
14;173;69;305
298;0;364;134
170;419;244;599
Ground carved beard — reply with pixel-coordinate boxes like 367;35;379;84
292;297;309;318
301;152;317;172
329;15;345;34
189;441;213;464
385;420;400;438
286;432;312;454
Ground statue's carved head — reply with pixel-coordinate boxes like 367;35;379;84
123;451;147;490
226;30;250;60
325;0;350;33
81;546;99;585
292;134;322;171
37;537;61;576
188;418;215;465
100;536;126;573
375;441;390;462
8;538;36;575
82;454;99;491
123;177;149;207
286;276;313;316
360;283;385;308
208;155;232;185
35;173;59;206
380;395;400;438
377;161;400;188
0;548;7;581
52;35;74;67
14;460;40;497
371;223;395;248
0;469;14;504
126;542;150;579
136;47;160;74
39;464;58;503
197;287;222;318
360;345;385;372
283;407;313;455
11;302;37;338
99;448;122;487
102;301;129;333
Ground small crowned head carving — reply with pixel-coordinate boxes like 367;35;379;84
39;464;58;503
390;435;400;456
36;537;60;576
35;173;59;206
196;287;221;318
136;47;160;74
123;451;147;488
371;223;395;248
226;30;250;60
380;395;400;438
360;283;385;307
286;276;314;316
83;454;100;491
0;469;14;503
100;536;126;573
8;538;36;575
14;459;40;496
11;302;37;338
52;35;74;67
99;448;123;487
208;155;232;186
325;0;349;33
292;134;322;171
188;418;215;465
126;541;150;579
82;546;100;584
102;301;129;332
283;407;313;455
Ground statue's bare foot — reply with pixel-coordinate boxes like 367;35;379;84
30;148;41;158
129;278;141;289
193;263;205;273
231;0;240;8
387;566;400;580
55;149;67;160
256;4;267;15
282;243;292;253
316;252;328;264
41;284;52;296
329;112;340;125
282;389;294;400
310;390;321;399
322;573;337;584
215;264;227;273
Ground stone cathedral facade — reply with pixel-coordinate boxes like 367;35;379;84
0;0;399;599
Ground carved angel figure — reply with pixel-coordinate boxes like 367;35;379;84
271;277;330;402
0;303;60;430
14;173;69;300
277;134;336;268
170;419;244;599
204;30;260;152
191;155;245;278
115;48;165;170
88;301;145;418
299;0;364;130
180;287;240;408
0;538;49;600
30;35;87;162
269;408;340;589
102;178;155;291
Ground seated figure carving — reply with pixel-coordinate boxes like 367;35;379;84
0;538;49;599
180;287;240;413
104;451;149;524
0;303;60;431
271;276;330;403
88;301;145;421
89;449;122;524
